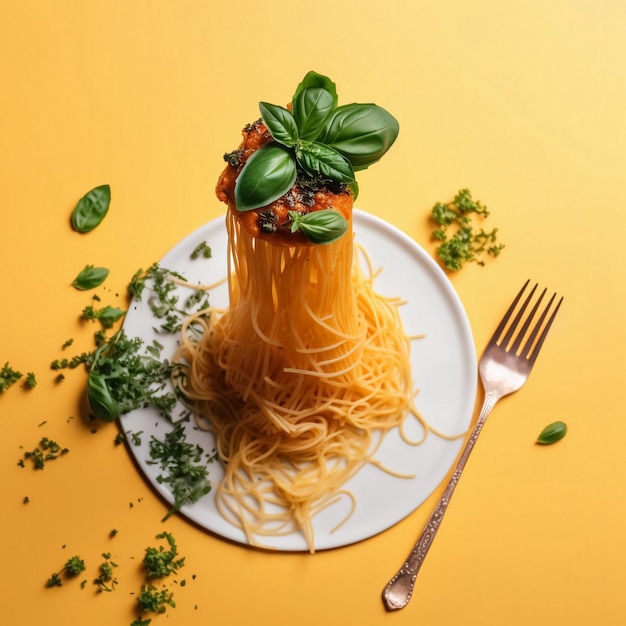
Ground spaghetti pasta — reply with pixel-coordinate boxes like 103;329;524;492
175;210;427;550
174;72;423;551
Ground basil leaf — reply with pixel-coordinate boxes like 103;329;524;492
98;306;126;329
288;209;348;245
319;104;399;171
296;142;355;183
292;87;336;141
72;265;110;290
235;143;297;212
259;102;299;147
71;184;111;233
293;71;338;109
87;371;119;422
536;421;567;445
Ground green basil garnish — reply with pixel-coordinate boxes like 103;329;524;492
71;184;111;233
95;306;126;329
292;87;336;141
288;209;348;245
536;421;568;445
235;143;297;212
87;371;119;422
72;265;110;290
259;102;299;147
293;71;338;107
233;71;398;214
296;142;355;183
318;104;400;171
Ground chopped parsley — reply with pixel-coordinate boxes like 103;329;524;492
86;330;178;422
137;583;175;615
430;188;504;271
0;362;22;392
94;552;118;592
190;241;212;260
24;372;37;389
82;304;126;329
143;532;185;578
20;437;69;470
128;264;209;334
45;556;86;587
148;422;216;520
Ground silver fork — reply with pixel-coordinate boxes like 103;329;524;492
382;280;563;611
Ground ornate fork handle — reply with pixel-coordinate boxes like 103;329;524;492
382;390;499;610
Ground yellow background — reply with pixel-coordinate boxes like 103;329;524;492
1;1;625;624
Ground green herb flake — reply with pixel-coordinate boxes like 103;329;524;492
148;423;216;520
45;572;63;588
46;555;85;588
24;372;37;389
64;556;86;576
82;304;126;329
0;362;23;392
128;264;205;334
190;241;212;260
430;189;504;271
94;552;119;592
87;329;177;422
536;421;568;445
22;437;69;469
137;583;175;614
143;532;185;579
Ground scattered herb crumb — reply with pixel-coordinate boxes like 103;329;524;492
143;532;185;579
148;423;216;521
21;437;69;469
128;264;209;334
430;188;504;271
24;372;37;389
82;304;126;329
190;241;212;260
46;556;86;587
0;362;22;392
137;583;175;614
94;552;118;592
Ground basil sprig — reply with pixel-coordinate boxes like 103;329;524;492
288;209;348;245
234;71;399;212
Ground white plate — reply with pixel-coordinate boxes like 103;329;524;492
120;210;477;551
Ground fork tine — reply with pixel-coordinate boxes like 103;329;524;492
509;286;546;354
524;292;563;365
491;279;531;345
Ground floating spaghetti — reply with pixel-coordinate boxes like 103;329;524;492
174;71;426;551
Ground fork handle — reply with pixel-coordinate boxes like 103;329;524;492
382;390;500;611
